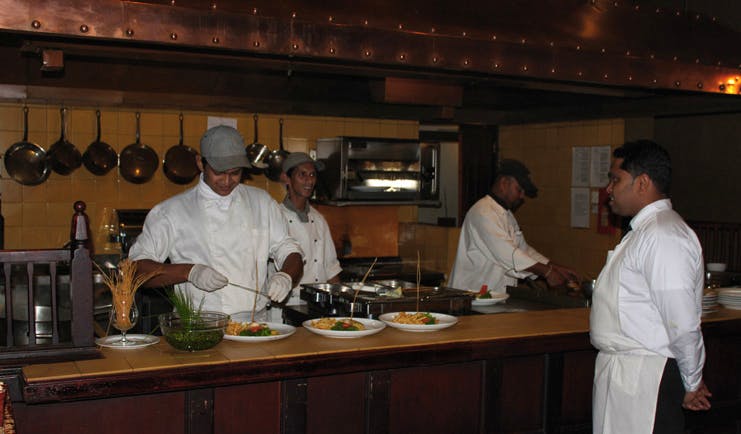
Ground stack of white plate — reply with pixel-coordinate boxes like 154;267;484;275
702;291;719;316
718;288;741;310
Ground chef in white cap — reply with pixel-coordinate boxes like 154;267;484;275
267;152;341;321
129;125;303;320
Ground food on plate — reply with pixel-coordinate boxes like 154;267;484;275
476;284;492;299
226;321;279;337
566;280;580;290
391;311;437;325
311;317;366;331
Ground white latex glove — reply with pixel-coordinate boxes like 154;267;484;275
267;271;293;302
188;264;228;292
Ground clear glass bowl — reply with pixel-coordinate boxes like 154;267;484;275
159;311;228;351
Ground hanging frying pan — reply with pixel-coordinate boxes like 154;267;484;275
265;118;290;182
119;112;158;184
82;110;118;176
245;113;269;174
3;106;50;185
47;107;82;175
163;113;199;184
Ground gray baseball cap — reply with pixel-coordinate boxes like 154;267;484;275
200;125;250;172
282;152;325;173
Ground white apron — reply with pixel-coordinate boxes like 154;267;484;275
590;232;667;434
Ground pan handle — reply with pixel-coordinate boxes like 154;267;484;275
253;114;259;143
179;113;184;145
22;106;29;142
135;112;141;144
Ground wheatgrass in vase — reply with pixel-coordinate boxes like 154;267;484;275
97;259;159;345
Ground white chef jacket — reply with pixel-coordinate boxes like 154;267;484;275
449;195;548;293
129;175;303;315
277;201;342;305
590;199;705;433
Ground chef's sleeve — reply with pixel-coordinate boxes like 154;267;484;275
267;200;304;269
467;210;540;278
644;232;705;392
127;206;175;263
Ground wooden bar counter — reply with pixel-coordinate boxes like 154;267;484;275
13;308;741;434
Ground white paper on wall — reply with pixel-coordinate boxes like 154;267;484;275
571;147;590;187
570;187;590;228
590;146;611;187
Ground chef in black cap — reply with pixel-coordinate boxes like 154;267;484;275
449;159;577;294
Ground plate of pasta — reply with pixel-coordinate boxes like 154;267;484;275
378;312;458;332
223;321;296;342
302;317;386;339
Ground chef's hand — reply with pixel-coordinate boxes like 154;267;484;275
267;271;293;302
546;263;579;287
188;264;228;292
683;381;712;411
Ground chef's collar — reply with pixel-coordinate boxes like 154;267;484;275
629;198;672;231
283;196;309;223
489;192;511;211
197;173;236;210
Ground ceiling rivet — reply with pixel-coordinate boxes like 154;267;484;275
291;11;296;19
673;56;678;61
719;84;726;91
31;20;41;29
329;47;336;54
170;32;177;40
252;8;257;14
549;41;554;47
522;65;528;71
212;36;219;44
292;43;299;50
697;82;703;89
430;27;436;33
432;56;439;63
79;24;89;33
491;35;497;40
328;16;334;23
399;53;406;61
462;31;467;37
364;49;371;57
210;2;216;10
125;28;134;37
628;75;633;81
253;40;260;47
398;24;403;30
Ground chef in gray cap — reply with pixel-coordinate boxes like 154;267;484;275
130;125;303;319
449;159;577;294
268;152;341;320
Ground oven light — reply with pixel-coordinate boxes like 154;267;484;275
365;179;419;190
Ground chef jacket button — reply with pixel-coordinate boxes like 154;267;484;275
314;259;317;262
314;239;317;242
303;260;307;264
315;278;318;282
289;219;293;223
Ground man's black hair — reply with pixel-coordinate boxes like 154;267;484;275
613;140;672;195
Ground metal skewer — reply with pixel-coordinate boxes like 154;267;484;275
230;281;271;299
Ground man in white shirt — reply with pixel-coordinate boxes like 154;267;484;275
450;159;577;293
129;125;303;320
269;152;342;321
590;140;711;434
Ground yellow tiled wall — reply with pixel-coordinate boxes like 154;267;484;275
0;102;418;249
500;119;625;278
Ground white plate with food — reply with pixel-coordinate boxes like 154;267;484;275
378;312;458;332
471;292;509;306
303;317;385;339
95;334;160;349
224;322;296;342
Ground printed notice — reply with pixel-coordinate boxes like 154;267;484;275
571;147;590;187
590;146;611;187
570;187;590;228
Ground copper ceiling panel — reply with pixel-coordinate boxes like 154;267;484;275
0;0;739;96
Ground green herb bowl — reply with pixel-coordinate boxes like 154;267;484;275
159;311;229;351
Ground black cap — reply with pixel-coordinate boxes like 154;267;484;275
498;159;538;198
